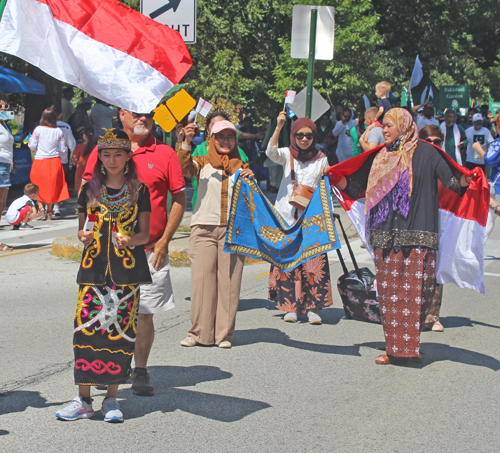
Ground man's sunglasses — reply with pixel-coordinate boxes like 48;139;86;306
426;138;443;147
295;132;314;140
0;104;9;109
128;111;155;119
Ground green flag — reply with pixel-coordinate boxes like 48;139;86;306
489;93;500;114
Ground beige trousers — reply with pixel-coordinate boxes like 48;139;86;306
188;225;245;345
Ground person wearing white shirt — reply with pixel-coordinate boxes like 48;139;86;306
412;104;439;131
28;109;69;220
331;108;357;163
465;113;494;171
0;92;14;229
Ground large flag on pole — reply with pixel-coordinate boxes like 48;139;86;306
328;144;489;295
409;55;440;108
0;0;192;113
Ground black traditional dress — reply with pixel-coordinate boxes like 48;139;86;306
74;183;151;385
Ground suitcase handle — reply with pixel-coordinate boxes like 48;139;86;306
333;213;363;281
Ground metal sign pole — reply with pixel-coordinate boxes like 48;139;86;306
305;8;318;119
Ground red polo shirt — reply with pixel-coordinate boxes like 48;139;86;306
83;135;185;246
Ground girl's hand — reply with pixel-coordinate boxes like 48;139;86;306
321;166;330;176
239;168;254;178
277;111;287;130
80;230;94;247
116;233;132;249
461;172;475;187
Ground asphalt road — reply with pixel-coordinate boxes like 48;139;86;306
1;201;500;452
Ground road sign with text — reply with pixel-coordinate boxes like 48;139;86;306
141;0;196;44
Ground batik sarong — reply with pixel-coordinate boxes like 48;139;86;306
73;283;139;385
269;253;333;314
374;247;437;358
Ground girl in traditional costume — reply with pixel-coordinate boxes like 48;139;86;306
266;112;333;325
56;129;151;422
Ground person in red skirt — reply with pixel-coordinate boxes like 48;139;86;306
28;108;69;219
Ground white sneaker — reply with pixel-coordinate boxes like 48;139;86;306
53;205;61;217
284;312;297;322
56;395;94;421
102;397;124;423
307;311;322;325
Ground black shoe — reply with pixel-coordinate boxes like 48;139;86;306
131;369;154;396
12;224;20;230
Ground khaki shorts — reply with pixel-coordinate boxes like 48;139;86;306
139;250;175;314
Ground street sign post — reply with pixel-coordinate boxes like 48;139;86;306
141;0;196;44
291;5;334;119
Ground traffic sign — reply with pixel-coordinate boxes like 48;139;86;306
141;0;196;44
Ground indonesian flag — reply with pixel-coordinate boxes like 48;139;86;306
0;0;192;113
328;142;490;295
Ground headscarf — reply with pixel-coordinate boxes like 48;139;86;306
289;118;321;162
365;108;418;215
207;133;247;176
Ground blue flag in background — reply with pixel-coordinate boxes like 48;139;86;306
225;176;340;270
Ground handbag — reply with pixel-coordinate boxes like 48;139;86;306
288;152;314;210
489;171;500;197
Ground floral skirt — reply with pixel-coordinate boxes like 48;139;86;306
269;253;333;314
374;247;437;358
73;284;139;385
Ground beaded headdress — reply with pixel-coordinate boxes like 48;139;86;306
98;129;131;151
195;98;240;131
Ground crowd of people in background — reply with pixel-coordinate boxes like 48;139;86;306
0;81;497;422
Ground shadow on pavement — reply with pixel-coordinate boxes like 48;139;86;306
440;316;500;330
0;390;59;417
234;327;362;356
112;365;271;422
360;341;500;371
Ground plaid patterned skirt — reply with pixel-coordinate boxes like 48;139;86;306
73;284;139;385
374;247;437;358
269;253;333;314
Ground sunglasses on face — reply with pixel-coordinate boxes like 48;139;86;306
0;104;9;109
128;111;154;119
426;138;443;147
295;132;314;140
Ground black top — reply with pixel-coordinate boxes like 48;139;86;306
77;182;152;285
344;140;464;249
378;98;392;121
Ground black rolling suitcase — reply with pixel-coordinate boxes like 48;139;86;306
333;213;381;323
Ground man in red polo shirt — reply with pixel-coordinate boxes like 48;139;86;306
83;109;186;396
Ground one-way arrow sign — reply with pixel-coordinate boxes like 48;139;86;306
141;0;197;44
149;0;182;19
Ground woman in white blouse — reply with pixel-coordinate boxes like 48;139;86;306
0;92;14;232
29;109;69;220
266;112;333;324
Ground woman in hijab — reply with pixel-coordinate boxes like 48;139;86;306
177;120;254;349
328;108;472;364
266;111;333;325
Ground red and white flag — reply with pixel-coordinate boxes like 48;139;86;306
195;98;213;118
285;90;296;105
329;143;490;295
0;0;192;113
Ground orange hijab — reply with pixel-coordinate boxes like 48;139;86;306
207;134;247;175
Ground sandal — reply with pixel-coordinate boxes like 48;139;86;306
45;211;53;221
0;242;14;251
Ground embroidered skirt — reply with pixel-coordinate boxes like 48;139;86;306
269;253;333;314
374;247;437;358
73;284;139;385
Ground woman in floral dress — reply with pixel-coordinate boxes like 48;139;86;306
266;112;333;324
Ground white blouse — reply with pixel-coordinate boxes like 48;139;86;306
28;126;66;160
0;121;14;165
266;144;328;226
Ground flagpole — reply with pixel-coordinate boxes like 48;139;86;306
0;0;7;22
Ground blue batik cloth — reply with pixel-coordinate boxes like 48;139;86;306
225;175;340;271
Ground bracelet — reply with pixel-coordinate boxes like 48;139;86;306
182;142;192;151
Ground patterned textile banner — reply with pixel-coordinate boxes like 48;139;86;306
225;176;340;270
